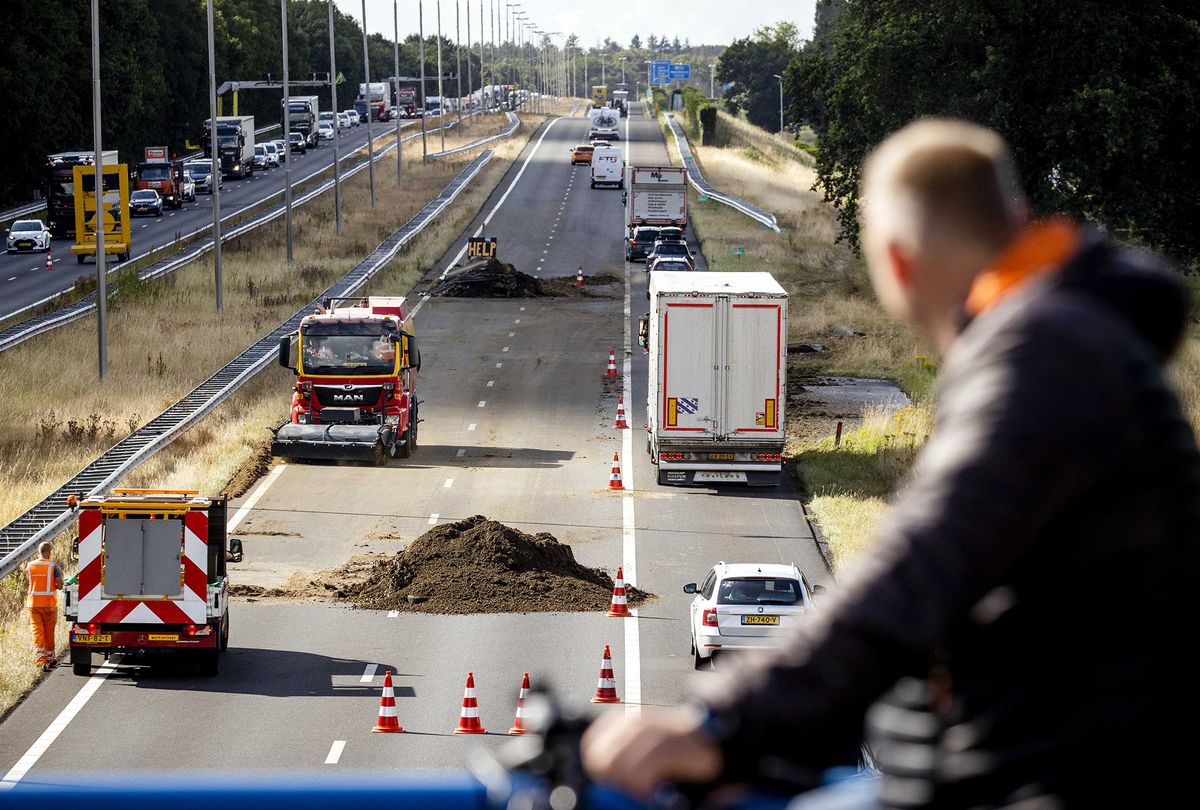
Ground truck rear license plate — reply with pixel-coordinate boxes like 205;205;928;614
708;453;735;460
695;471;747;483
74;634;111;643
741;615;779;625
148;634;179;641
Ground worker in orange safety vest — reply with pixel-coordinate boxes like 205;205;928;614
26;542;63;672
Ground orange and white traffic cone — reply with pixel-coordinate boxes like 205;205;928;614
604;347;619;378
591;644;621;703
508;672;531;734
575;266;584;286
613;396;629;430
45;251;54;271
453;671;487;734
608;567;631;617
371;671;406;733
608;452;624;491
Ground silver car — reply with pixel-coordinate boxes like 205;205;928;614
6;219;51;253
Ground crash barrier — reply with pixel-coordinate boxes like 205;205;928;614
0;150;494;580
0;115;474;353
426;111;520;160
664;114;781;234
0;124;283;225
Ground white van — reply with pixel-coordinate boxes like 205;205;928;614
591;146;624;188
588;108;620;140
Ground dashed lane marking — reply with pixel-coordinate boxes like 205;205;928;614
514;319;520;323
495;362;503;369
6;277;14;282
487;380;495;387
360;663;378;683
477;400;486;408
456;449;466;457
387;610;399;618
502;346;510;352
444;478;455;488
324;741;346;765
508;332;515;337
428;513;440;524
467;423;477;431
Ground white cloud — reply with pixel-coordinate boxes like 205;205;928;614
333;0;816;49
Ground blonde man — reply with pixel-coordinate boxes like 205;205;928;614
583;120;1200;807
26;541;64;672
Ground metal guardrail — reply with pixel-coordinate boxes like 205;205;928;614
0;117;467;353
427;111;520;159
0;124;284;223
664;114;781;234
0;149;493;579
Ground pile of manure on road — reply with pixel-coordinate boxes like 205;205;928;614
350;515;650;613
430;258;546;298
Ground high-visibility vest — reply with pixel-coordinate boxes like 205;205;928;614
26;559;58;608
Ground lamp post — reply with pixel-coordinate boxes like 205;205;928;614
92;0;108;375
360;0;376;207
708;63;715;98
394;0;403;185
419;0;428;159
619;56;626;84
773;73;783;133
437;0;445;153
329;1;343;230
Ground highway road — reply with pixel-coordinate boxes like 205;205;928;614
0;118;437;323
0;103;827;781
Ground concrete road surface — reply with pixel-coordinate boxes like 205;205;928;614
0;103;827;783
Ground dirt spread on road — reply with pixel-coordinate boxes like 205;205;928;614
432;258;547;297
353;515;649;613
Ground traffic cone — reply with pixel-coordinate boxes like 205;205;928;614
604;347;619;378
575;266;584;286
45;251;54;271
608;567;630;617
371;671;406;733
591;644;621;703
508;672;531;734
453;672;487;734
608;452;624;491
613;396;629;430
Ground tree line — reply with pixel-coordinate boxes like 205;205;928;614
783;0;1200;267
0;0;503;207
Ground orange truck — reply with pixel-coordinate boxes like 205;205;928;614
134;146;190;209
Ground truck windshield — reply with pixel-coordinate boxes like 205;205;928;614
138;165;171;180
301;335;396;375
217;136;238;149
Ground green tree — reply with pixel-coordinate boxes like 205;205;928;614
717;23;798;131
629;34;641;50
786;0;1200;264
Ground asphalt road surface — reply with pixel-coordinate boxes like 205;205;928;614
0;103;827;782
0;118;440;323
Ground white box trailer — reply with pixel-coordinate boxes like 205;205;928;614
626;165;687;232
641;272;788;486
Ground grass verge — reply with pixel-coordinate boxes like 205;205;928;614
0;105;554;718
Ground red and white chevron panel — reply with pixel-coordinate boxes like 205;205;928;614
76;509;208;624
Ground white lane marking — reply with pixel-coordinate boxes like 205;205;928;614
360;663;378;683
508;332;515;337
428;513;440;524
495;362;503;369
227;465;286;532
324;740;346;765
519;307;525;311
387;610;399;618
622;231;641;718
502;346;509;352
487;380;495;387
467;423;477;431
404;118;562;325
7;277;14;282
514;319;520;324
456;449;466;457
542;250;548;254
477;400;486;408
0;660;118;789
444;478;454;488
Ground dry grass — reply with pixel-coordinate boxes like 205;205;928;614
0;105;550;717
713;111;816;168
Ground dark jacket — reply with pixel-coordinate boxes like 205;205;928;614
697;231;1200;807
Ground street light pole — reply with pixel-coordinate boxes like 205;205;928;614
436;0;445;153
708;63;715;98
204;0;221;311
328;0;342;232
773;73;783;133
394;0;403;186
281;0;293;265
455;0;464;132
360;0;376;207
91;0;108;376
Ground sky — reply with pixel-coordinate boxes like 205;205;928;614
333;0;816;50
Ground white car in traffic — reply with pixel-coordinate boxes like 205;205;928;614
685;562;821;669
6;219;52;252
317;123;336;142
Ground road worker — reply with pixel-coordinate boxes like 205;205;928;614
26;541;63;672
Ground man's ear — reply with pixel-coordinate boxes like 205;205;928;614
886;240;913;289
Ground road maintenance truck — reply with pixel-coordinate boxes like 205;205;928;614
69;160;131;263
134;147;188;209
640;272;788;486
272;296;421;464
625;165;688;234
63;489;241;676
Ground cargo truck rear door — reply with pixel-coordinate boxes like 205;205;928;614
659;298;718;436
720;298;785;440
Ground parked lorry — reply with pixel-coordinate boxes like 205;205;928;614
272;296;421;464
134;147;188;209
64;489;241;676
591;145;625;188
625;165;688;233
396;86;418;118
354;82;389;123
283;96;320;147
588;107;620;140
639;272;788;486
43;150;118;238
203;116;256;179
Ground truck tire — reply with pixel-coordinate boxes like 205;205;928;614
71;647;93;677
218;616;229;652
395;410;416;460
